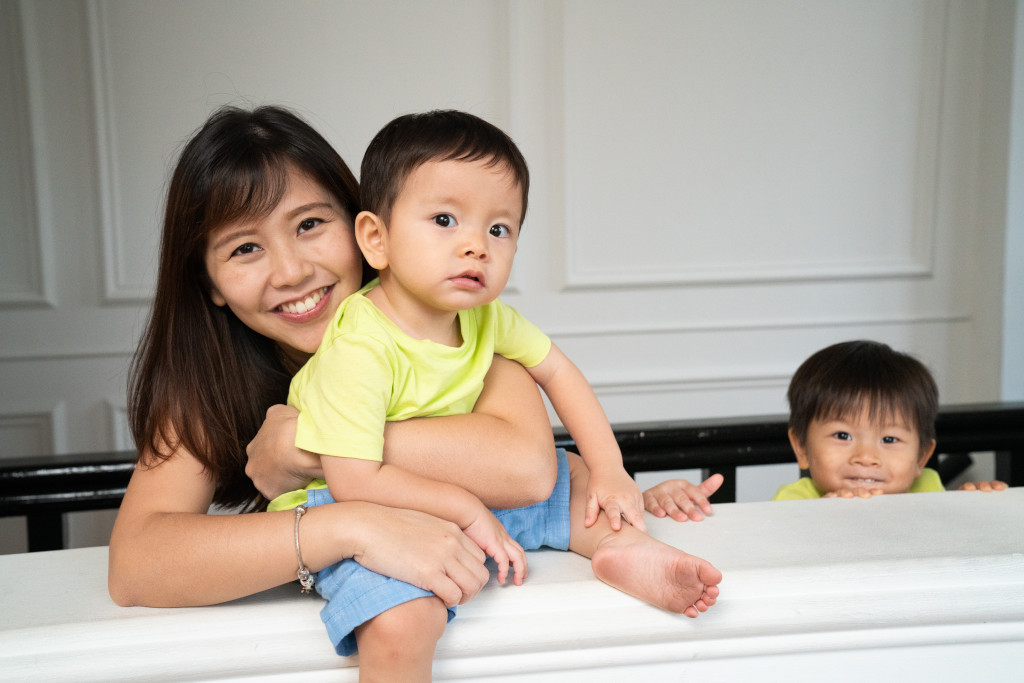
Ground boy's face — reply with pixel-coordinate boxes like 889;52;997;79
789;407;936;495
373;158;522;316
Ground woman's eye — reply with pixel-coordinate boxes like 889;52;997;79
433;214;455;228
298;217;323;233
489;224;511;238
230;242;261;257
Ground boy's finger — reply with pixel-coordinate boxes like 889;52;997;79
584;496;600;528
700;473;724;498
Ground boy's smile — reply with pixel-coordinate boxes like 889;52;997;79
789;407;936;496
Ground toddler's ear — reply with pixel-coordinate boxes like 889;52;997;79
917;438;937;473
354;211;389;270
788;428;810;470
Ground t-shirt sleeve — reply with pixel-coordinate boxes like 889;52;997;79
771;478;821;501
489;299;551;368
289;334;391;461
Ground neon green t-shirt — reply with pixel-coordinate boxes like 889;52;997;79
268;280;551;511
771;467;944;501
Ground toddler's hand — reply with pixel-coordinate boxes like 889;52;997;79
585;466;646;532
823;486;883;499
643;474;723;522
958;480;1008;492
462;508;528;586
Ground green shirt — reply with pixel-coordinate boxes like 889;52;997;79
268;280;551;512
771;467;944;501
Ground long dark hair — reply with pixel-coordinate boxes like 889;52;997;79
128;105;366;510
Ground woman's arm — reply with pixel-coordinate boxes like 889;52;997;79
108;441;489;608
384;355;557;507
246;356;557;508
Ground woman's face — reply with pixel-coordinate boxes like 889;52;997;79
204;167;363;366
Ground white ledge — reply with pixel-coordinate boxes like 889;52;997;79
2;489;1022;681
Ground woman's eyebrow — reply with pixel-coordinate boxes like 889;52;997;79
210;226;256;251
285;201;336;219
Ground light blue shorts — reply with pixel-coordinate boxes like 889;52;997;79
307;448;572;656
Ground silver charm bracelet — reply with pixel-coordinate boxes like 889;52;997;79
294;505;315;593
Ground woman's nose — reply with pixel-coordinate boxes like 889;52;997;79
270;246;314;287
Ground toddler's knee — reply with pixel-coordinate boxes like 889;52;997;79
358;597;448;656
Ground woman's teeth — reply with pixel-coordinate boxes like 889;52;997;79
279;287;326;314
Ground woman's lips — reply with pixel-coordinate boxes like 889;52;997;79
276;285;332;318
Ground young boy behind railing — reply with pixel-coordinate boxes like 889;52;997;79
773;340;1008;500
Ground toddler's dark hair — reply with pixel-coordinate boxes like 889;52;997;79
360;109;529;225
787;340;938;452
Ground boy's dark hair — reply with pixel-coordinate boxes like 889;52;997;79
787;340;939;452
360;109;529;225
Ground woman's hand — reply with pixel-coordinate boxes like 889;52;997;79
348;504;490;607
643;474;723;522
245;404;323;499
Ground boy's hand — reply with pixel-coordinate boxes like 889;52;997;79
958;480;1009;492
823;486;883;499
643;474;723;522
585;466;646;532
462;507;528;586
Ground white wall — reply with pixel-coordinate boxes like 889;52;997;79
1;0;1019;553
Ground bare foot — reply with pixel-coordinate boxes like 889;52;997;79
590;532;721;617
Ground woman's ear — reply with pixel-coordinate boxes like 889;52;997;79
354;210;389;271
788;428;811;470
209;286;227;307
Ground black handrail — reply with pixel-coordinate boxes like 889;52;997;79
3;402;1021;552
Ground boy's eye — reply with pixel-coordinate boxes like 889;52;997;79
882;436;899;444
833;431;851;441
298;217;323;233
489;224;511;238
230;242;261;257
433;214;455;228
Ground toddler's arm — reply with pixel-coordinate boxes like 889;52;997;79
322;455;527;585
643;474;724;522
528;343;645;531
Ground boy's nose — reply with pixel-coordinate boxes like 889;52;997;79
461;232;488;260
850;443;882;466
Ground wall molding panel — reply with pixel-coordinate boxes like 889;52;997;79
0;0;54;308
0;403;65;459
560;0;949;290
86;0;150;303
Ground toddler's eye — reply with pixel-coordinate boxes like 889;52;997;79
433;214;455;228
489;224;511;238
231;242;261;257
834;431;851;441
882;436;899;444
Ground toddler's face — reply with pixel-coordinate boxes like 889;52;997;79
791;408;935;495
376;158;522;314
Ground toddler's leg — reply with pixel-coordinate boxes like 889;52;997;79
353;596;448;683
566;453;722;617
